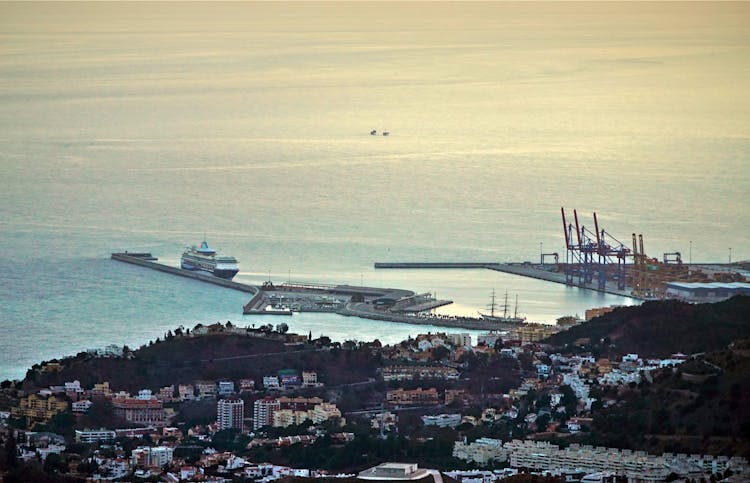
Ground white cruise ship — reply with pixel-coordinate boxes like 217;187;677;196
180;240;239;280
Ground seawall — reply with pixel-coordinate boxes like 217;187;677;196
111;253;258;294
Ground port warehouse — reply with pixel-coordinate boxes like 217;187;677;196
665;282;750;300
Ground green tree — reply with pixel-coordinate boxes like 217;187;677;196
431;346;450;362
4;431;18;469
43;453;67;474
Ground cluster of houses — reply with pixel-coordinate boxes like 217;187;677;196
12;368;323;431
4;323;750;483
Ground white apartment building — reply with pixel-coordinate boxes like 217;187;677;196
453;438;508;465
448;333;472;348
217;397;244;431
74;429;116;444
131;446;174;468
218;380;235;396
253;398;281;430
422;413;461;428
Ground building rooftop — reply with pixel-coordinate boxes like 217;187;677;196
358;463;431;481
665;282;750;290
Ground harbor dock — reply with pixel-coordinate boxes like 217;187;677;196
485;263;640;299
110;252;512;331
374;261;643;300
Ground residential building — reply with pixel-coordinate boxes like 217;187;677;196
382;365;459;381
448;333;472;348
157;386;174;402
71;400;93;413
371;412;398;432
269;401;342;427
387;387;440;407
421;414;461;428
585;306;620;321
263;376;280;390
310;403;342;424
272;409;309;428
178;384;195;401
90;381;112;398
131;446;174;468
253;397;281;430
477;333;502;348
74;429;116;444
445;389;467;405
11;395;69;426
278;369;300;389
217;398;244;431
302;371;319;387
504;440;671;480
453;438;508;465
112;397;166;426
239;379;255;393
64;380;83;397
277;396;323;411
195;380;217;399
218;380;235;396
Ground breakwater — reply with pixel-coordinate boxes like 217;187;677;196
111;253;259;294
374;262;496;269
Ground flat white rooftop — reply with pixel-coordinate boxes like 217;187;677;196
358;463;430;481
665;282;750;290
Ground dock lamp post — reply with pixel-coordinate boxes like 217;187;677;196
689;240;692;275
729;247;732;264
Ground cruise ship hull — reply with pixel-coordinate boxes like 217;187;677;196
181;263;238;280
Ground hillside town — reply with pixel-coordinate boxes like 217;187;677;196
1;311;749;483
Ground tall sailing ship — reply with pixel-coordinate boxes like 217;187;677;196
180;240;239;280
478;289;526;324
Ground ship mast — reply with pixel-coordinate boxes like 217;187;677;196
503;290;509;319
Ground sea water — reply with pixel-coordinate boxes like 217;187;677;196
1;2;749;381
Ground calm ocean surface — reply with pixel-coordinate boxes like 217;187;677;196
1;2;749;381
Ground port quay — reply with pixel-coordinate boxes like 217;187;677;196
112;251;744;331
373;262;638;299
111;253;561;331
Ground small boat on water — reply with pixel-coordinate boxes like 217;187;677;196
478;289;526;324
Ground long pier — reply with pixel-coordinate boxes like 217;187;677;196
111;253;259;294
375;261;643;300
374;262;497;269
